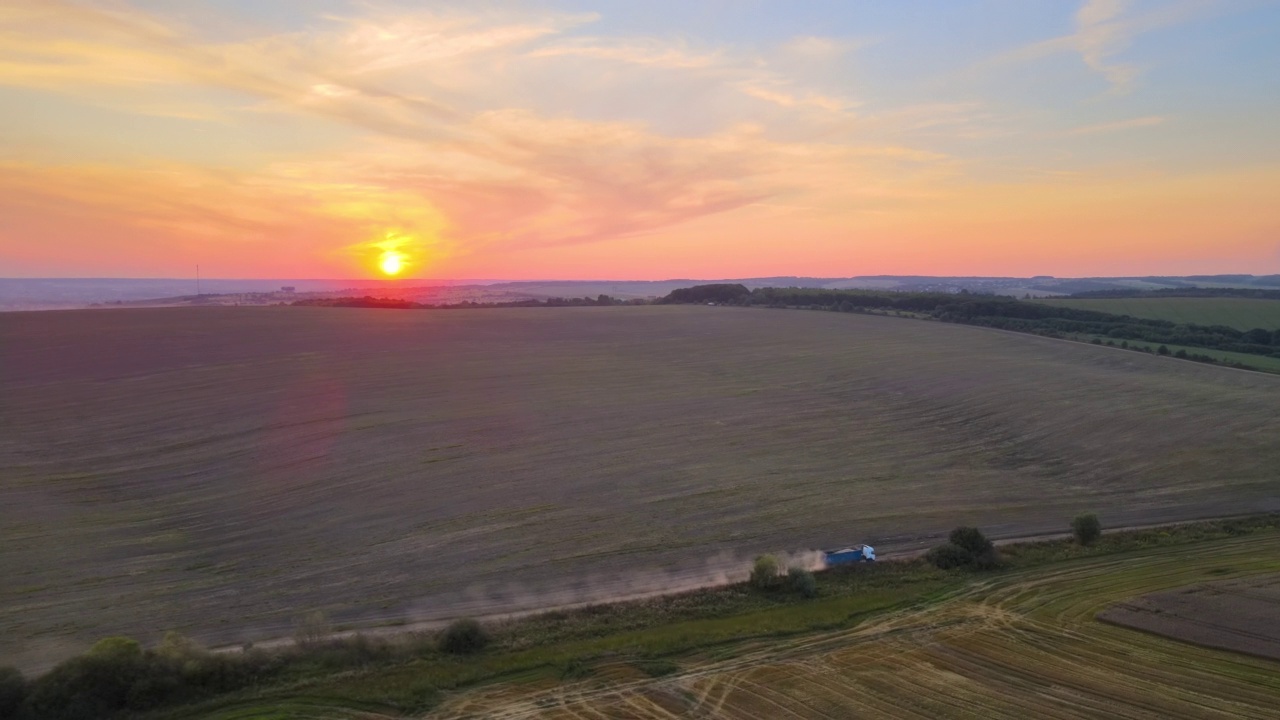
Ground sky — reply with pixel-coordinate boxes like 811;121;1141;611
1;0;1278;280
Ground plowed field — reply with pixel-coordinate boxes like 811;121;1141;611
4;305;1280;671
1100;573;1280;661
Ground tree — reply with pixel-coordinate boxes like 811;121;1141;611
749;555;784;590
949;527;993;556
1243;328;1272;344
926;543;972;570
0;666;25;719
661;284;750;305
87;637;143;661
155;631;204;663
439;619;489;655
1157;345;1170;356
787;568;817;598
293;611;331;648
1072;513;1102;546
23;637;149;720
929;527;1001;570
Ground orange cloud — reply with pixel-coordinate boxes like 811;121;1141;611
0;1;1275;280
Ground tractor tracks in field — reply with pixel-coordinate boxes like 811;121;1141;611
431;533;1280;719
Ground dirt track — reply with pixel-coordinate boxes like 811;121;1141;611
217;516;1262;654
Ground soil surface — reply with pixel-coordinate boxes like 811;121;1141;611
5;305;1280;673
1099;573;1280;661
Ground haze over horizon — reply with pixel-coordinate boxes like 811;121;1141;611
2;0;1278;281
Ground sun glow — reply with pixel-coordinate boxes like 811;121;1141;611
379;251;406;276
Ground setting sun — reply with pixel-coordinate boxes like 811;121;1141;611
379;251;406;276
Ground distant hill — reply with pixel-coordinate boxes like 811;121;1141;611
5;274;1280;310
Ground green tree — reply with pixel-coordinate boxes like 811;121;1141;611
787;567;817;598
439;619;490;655
87;637;143;661
949;527;993;556
749;555;784;590
0;666;25;719
293;611;331;648
941;527;1001;569
925;543;972;570
1243;328;1272;344
1072;513;1102;546
23;637;149;720
155;631;204;663
1157;345;1170;356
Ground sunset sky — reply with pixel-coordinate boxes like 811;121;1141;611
2;0;1278;280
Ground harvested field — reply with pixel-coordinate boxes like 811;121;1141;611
1099;574;1280;661
3;305;1280;670
425;532;1280;720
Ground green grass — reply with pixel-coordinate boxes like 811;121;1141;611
3;306;1280;674
154;517;1280;719
1085;337;1280;373
428;527;1280;718
1036;296;1280;330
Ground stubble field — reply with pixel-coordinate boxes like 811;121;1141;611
425;529;1280;719
2;305;1279;671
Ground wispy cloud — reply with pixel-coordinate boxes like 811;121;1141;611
0;1;920;269
1067;115;1165;135
2;1;1271;278
969;0;1219;93
527;38;720;68
1074;0;1139;91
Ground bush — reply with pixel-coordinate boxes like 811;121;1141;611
969;546;1003;570
22;637;150;720
749;555;784;591
560;657;593;680
439;619;489;655
1072;513;1102;546
787;568;818;598
926;543;973;570
0;666;25;720
293;611;331;648
948;527;994;556
928;527;1002;570
154;631;203;663
634;659;679;677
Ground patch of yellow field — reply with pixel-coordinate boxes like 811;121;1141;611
433;533;1280;719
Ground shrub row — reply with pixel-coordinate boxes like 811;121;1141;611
0;618;488;720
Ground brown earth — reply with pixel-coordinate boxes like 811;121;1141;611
1099;573;1280;660
3;305;1280;672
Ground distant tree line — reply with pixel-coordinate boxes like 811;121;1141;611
293;294;632;310
656;283;751;304
659;285;1280;367
1069;286;1280;299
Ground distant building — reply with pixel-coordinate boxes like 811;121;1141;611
281;286;296;293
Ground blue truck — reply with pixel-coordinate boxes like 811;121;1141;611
823;545;876;566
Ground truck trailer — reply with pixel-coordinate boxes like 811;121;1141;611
824;545;876;566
